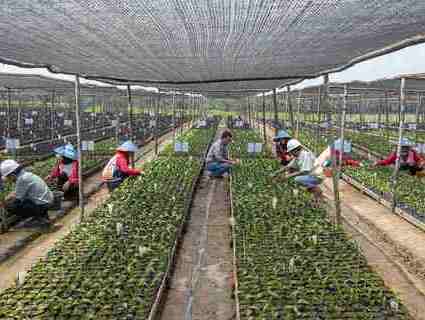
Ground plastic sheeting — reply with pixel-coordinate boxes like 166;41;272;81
1;1;425;95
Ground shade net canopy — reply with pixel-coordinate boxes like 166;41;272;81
1;1;425;96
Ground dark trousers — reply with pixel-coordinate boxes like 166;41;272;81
6;199;49;220
57;174;78;200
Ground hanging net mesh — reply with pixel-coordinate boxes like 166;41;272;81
1;1;425;94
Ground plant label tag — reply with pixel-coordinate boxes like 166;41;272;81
182;142;189;152
0;112;6;116
408;123;417;130
32;111;38;116
112;120;118;126
64;120;73;126
24;118;33;125
82;141;88;151
247;143;255;153
255;143;263;153
6;138;19;150
368;123;379;129
150;120;156;128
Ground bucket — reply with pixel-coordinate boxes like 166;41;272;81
50;191;64;211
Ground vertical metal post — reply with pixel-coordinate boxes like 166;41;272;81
75;75;85;222
391;78;406;212
6;88;11;139
172;91;176;147
287;85;295;133
262;92;267;143
50;90;56;143
115;96;120;143
247;96;252;127
155;90;160;155
415;93;420;144
127;85;134;141
273;88;279;134
296;90;302;138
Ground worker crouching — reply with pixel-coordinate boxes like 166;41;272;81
46;144;79;199
206;130;239;178
102;141;142;191
1;159;53;227
271;139;323;206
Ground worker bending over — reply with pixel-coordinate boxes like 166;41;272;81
323;138;360;168
374;138;424;176
1;160;53;227
46;143;79;198
271;139;323;205
102;141;141;191
273;130;291;166
206;130;238;178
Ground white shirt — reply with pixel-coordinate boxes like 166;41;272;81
289;149;322;177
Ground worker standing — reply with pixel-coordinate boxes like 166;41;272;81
46;143;79;199
373;138;424;176
1;159;53;227
102;141;141;191
271;139;323;205
273;130;292;166
206;130;238;178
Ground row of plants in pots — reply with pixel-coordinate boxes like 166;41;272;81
228;129;272;158
0;155;203;319
297;129;425;222
231;130;410;319
160;127;218;157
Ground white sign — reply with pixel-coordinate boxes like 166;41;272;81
24;118;34;125
58;112;64;118
64;119;73;126
111;120;118;127
199;120;207;127
368;123;379;129
0;112;6;116
150;120;156;128
174;142;189;153
6;138;20;150
82;141;95;151
415;143;425;154
32;111;38;116
247;142;263;153
408;123;417;130
235;121;243;128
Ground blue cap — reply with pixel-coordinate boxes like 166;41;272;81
273;130;291;141
117;141;138;153
62;144;78;160
53;145;65;156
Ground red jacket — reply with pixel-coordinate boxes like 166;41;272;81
332;149;360;167
377;149;422;166
50;160;79;185
113;151;141;176
276;143;290;162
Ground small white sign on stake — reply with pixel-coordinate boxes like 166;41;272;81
247;142;263;154
0;112;6;116
408;123;417;130
32;111;38;116
82;141;95;151
24;118;34;125
111;120;118;127
174;142;189;153
150;120;156;128
64;119;73;126
368;123;379;129
6;138;20;150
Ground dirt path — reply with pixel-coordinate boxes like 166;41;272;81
160;129;234;320
159;174;234;320
0;127;184;292
323;179;425;320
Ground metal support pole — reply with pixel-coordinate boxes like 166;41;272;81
391;78;406;213
273;88;278;134
172;92;176;147
74;75;85;222
415;93;420;143
296;90;302;138
127;85;134;141
6;88;11;139
50;90;56;143
155;90;160;155
262;92;267;143
287;86;295;133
